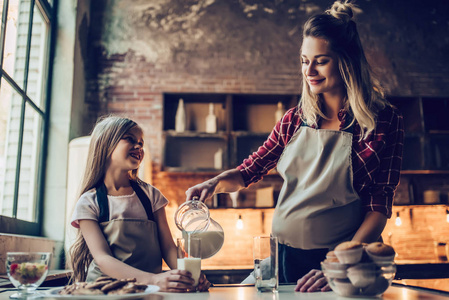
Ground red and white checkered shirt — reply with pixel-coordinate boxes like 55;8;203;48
237;105;404;218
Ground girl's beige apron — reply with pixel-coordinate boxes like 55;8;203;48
273;125;362;250
86;181;162;281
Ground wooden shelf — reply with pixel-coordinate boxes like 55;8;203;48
162;92;297;172
401;170;449;175
164;130;228;138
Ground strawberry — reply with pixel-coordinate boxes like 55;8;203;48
9;263;18;274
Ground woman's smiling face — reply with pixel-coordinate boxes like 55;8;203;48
301;37;345;97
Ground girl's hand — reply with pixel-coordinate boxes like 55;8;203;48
196;273;211;292
294;269;331;292
153;270;194;292
185;179;218;202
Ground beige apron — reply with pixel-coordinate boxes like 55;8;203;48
272;125;362;250
86;181;162;281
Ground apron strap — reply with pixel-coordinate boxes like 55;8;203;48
95;180;155;223
301;118;354;133
130;180;155;222
96;182;110;223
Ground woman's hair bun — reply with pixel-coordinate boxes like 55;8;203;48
326;0;355;22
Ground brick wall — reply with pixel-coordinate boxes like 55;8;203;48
384;205;449;262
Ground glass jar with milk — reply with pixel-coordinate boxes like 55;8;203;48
174;197;225;259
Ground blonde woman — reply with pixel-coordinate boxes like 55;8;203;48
186;0;404;292
69;116;210;292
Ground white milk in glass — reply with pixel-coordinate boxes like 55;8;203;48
182;230;224;259
177;257;201;286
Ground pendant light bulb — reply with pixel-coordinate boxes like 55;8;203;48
395;211;402;227
236;215;244;230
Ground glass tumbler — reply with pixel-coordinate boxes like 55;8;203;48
177;237;202;290
253;236;278;292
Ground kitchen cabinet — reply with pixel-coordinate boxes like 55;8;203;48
388;96;449;205
162;92;298;172
162;92;296;208
388;96;449;171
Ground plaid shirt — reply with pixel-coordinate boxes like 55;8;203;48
237;105;404;218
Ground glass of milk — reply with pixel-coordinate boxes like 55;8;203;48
253;236;278;292
177;237;202;290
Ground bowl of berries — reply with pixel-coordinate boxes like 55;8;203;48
6;252;51;298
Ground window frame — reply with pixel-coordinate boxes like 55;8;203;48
0;0;56;236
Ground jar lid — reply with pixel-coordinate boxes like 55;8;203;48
174;197;210;232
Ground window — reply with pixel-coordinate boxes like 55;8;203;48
0;0;54;235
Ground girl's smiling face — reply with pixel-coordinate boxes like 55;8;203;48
301;37;345;97
109;126;144;172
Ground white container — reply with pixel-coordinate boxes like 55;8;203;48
275;101;285;122
423;190;440;204
205;103;217;133
175;98;186;132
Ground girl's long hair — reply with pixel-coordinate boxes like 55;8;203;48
69;115;141;282
300;0;389;139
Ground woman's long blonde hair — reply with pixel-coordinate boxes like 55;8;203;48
300;0;388;139
69;115;142;282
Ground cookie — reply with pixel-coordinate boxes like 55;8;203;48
95;276;115;282
85;280;112;289
100;280;128;293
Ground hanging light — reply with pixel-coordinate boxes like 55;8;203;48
446;208;449;223
236;214;244;230
395;211;402;227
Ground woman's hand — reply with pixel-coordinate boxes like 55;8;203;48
152;269;194;292
294;269;331;292
185;178;218;202
196;273;211;292
185;169;245;202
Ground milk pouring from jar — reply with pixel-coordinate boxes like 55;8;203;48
175;197;225;259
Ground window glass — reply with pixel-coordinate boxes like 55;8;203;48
17;102;42;221
0;78;22;218
3;0;31;89
27;4;48;110
1;0;53;231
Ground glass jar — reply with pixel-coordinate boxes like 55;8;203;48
175;197;225;259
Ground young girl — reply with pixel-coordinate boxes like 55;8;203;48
186;0;404;293
69;115;210;292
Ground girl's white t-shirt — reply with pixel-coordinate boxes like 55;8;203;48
71;181;168;228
